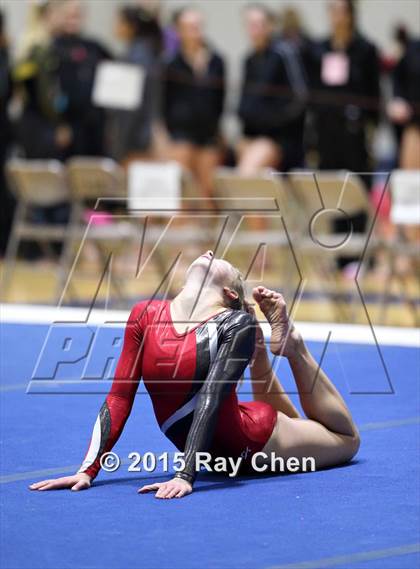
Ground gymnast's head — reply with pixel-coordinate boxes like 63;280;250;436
185;250;245;311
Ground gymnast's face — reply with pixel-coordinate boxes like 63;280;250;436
186;251;238;287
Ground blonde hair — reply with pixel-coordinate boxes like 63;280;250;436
225;270;245;311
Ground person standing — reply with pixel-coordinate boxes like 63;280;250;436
237;4;307;175
388;37;420;169
0;10;15;255
110;5;163;163
15;0;110;160
309;0;380;174
51;0;110;157
307;0;381;273
162;7;225;203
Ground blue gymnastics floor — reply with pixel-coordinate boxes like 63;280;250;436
0;320;419;569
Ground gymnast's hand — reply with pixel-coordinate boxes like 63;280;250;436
29;473;92;492
138;477;192;499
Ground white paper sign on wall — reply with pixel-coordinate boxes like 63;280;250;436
92;61;145;110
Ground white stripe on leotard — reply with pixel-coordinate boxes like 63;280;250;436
160;391;201;434
78;414;101;472
207;322;218;366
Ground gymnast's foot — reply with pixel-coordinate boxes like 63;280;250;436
252;286;301;358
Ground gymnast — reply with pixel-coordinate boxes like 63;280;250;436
29;251;360;499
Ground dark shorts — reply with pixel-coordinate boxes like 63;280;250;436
243;131;304;170
169;130;220;148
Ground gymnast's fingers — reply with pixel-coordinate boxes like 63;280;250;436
37;481;65;491
71;480;91;491
29;479;54;490
166;487;180;499
155;483;171;499
138;483;162;494
175;486;191;498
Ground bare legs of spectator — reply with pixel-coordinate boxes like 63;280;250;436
237;137;281;176
195;147;220;204
168;142;220;208
121;151;155;166
380;124;420;324
400;125;420;169
236;137;281;233
167;141;195;170
399;124;420;267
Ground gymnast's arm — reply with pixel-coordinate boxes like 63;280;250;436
29;304;146;492
176;311;256;485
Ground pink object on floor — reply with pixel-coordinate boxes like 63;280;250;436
370;183;391;220
342;261;360;281
83;209;114;225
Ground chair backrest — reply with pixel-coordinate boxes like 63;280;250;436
214;168;290;227
390;169;420;226
289;171;371;235
66;156;126;204
6;159;68;207
289;171;369;213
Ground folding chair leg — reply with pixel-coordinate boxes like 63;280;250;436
378;249;395;326
55;204;82;304
0;201;26;301
348;253;369;325
55;235;80;304
153;247;177;299
397;269;419;327
41;241;57;261
312;254;349;323
331;267;352;323
94;242;127;305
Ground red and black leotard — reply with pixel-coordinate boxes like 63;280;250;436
79;300;277;484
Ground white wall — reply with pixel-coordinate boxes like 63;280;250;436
3;0;420;55
3;0;420;93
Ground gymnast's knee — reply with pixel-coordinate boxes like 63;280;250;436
344;430;361;461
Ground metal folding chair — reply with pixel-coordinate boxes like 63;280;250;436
380;169;420;325
62;156;134;304
125;160;218;299
2;159;70;300
212;168;301;302
213;168;295;246
288;171;377;321
65;158;206;305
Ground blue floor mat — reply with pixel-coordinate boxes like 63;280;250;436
1;323;419;569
